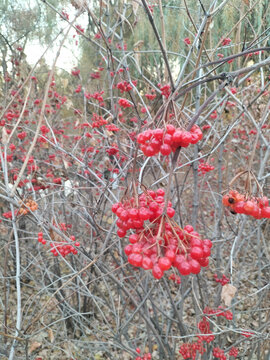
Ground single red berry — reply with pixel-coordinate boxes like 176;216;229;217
152;264;164;279
158;257;172;271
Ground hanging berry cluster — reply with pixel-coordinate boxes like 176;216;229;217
214;273;229;286
136;124;203;157
112;188;175;238
179;307;236;360
134;348;152;360
37;231;80;257
222;190;270;219
198;161;215;175
112;189;212;279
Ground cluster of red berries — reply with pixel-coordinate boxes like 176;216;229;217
145;92;156;100
214;273;229;286
112;188;175;238
37;232;80;257
222;190;270;219
49;234;80;257
135;348;151;360
197;317;215;343
116;80;136;93
112;189;212;279
118;98;133;108
203;306;233;321
136;124;203;157
213;347;226;360
229;347;239;357
168;273;181;284
17;131;27;140
179;339;206;360
37;232;47;245
198;161;215;174
158;83;171;98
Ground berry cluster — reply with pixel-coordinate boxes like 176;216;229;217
198;161;215;175
135;348;152;360
137;124;203;157
229;347;239;357
116;80;136;93
179;339;206;360
168;273;181;284
112;188;175;238
49;234;80;257
37;232;80;257
222;190;270;219
118;98;133;108
197;317;215;343
203;306;233;321
214;273;229;286
37;232;47;245
158;83;171;98
112;189;212;279
212;347;226;360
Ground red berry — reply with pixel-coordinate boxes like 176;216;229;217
142;256;153;270
160;143;172;155
128;253;143;267
189;259;201;274
178;261;191;275
152;264;164;279
190;246;204;259
129;234;139;244
165;249;176;262
166;207;175;218
117;228;126;238
158;257;172;271
124;244;133;256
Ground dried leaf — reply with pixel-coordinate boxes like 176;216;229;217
29;341;42;354
221;284;237;306
61;78;68;89
63;159;69;170
48;328;54;343
2;126;9;145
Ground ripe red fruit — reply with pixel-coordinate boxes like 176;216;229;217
124;244;133;256
129;208;139;219
243;200;255;214
128;253;143;267
166;124;175;134
189;259;201;274
184;225;194;233
198;257;209;267
163;133;173;144
160;144;172;156
172;130;184;143
142;256;153;270
117;228;126;238
202;245;211;257
129;234;139;244
166;207;175;218
158;257;172;270
153;128;164;139
190;246;204;259
261;206;270;218
139;207;151;220
156;188;165;197
178;260;191;275
144;145;156;156
204;239;212;248
165;250;176;262
152;264;164;279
